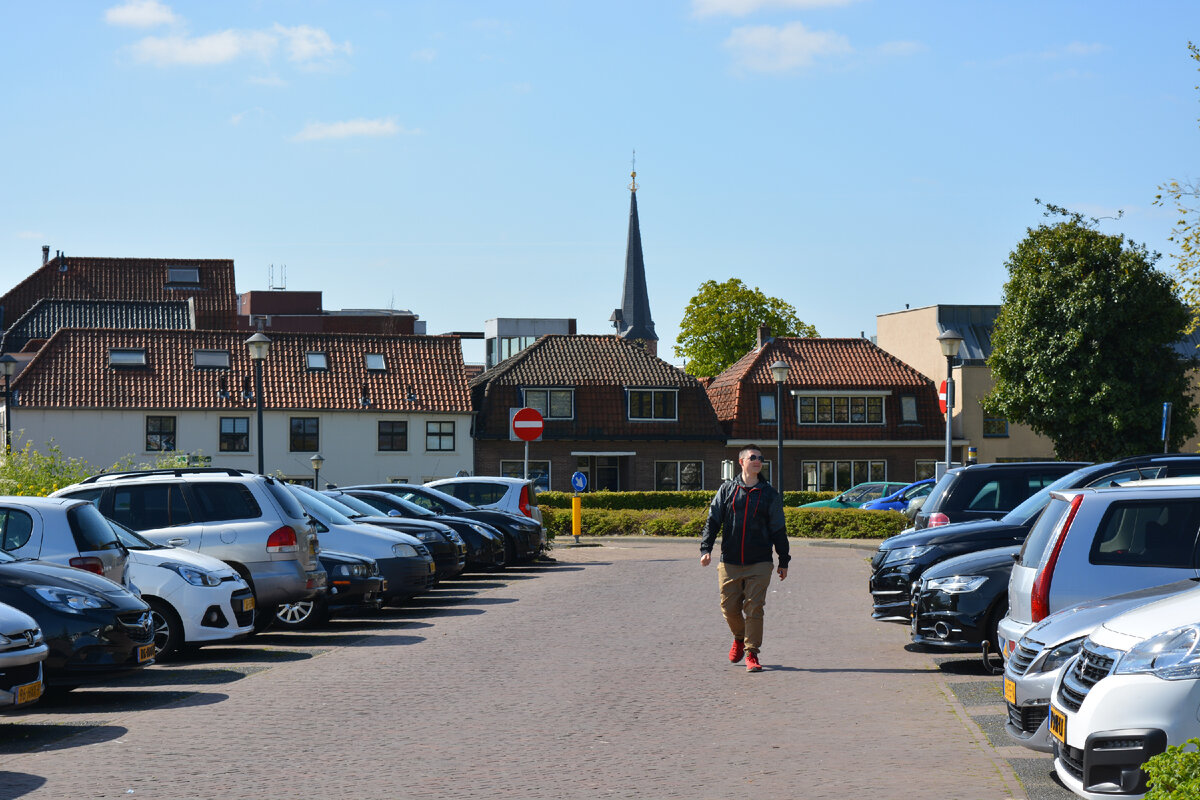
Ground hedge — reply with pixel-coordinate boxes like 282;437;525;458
539;489;838;510
542;506;906;540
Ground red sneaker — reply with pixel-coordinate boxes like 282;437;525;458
728;639;745;663
746;651;763;672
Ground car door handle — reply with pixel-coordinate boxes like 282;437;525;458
166;537;190;547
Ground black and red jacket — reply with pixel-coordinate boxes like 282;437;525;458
700;476;790;568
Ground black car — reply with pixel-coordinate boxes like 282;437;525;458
909;545;1019;652
346;483;542;563
275;550;384;628
321;490;467;581
869;454;1200;623
0;551;155;687
914;461;1087;530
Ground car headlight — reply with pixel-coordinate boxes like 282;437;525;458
923;575;987;594
1115;625;1200;680
160;562;222;587
1034;637;1084;674
881;545;933;566
412;530;437;542
470;524;491;535
445;530;464;545
334;564;368;578
26;585;114;614
392;543;418;558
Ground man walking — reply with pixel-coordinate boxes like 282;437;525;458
700;444;790;672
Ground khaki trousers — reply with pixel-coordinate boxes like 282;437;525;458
718;560;773;653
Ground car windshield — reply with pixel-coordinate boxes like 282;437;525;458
290;484;356;525
0;549;14;563
324;492;381;518
999;465;1103;525
399;485;471;513
107;518;159;550
904;482;932;501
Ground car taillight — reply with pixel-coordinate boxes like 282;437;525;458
1031;494;1084;622
266;526;299;553
928;512;950;528
519;485;532;518
69;556;105;575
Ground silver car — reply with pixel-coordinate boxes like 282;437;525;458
0;601;46;709
0;496;128;585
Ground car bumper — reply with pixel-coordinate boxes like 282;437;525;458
869;566;925;622
996;617;1035;662
909;586;994;651
244;559;325;607
1003;664;1058;752
45;609;156;686
0;645;47;709
375;556;437;601
325;574;385;614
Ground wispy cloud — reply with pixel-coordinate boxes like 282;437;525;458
411;47;437;62
694;0;858;17
248;74;287;87
230;107;264;126
291;118;418;142
131;30;276;66
724;22;851;72
274;24;351;63
104;0;178;28
15;231;44;240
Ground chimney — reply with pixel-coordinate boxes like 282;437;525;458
757;324;772;350
42;245;49;265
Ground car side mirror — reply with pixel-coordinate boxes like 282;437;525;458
387;509;402;517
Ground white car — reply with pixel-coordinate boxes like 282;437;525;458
424;476;544;541
0;601;46;709
108;520;255;659
1048;581;1200;798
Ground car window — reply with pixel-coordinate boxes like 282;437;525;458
63;487;105;506
965;480;1003;511
262;478;306;521
189;483;262;523
327;492;384;518
448;482;508;505
856;486;886;502
112;484;194;530
1088;468;1165;487
920;472;957;515
0;508;34;550
107;519;159;550
400;492;443;513
350;493;395;514
68;502;123;552
1018;496;1074;567
1089;499;1200;568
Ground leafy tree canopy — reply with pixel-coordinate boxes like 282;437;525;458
674;278;816;377
1155;42;1200;333
984;202;1197;461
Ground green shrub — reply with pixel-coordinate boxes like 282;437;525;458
539;489;837;510
541;505;905;539
0;440;102;496
1145;737;1200;799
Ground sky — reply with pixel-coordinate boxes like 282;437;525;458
3;1;1200;367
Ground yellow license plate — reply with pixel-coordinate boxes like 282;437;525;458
1049;705;1067;745
428;562;436;574
1003;677;1016;705
241;597;256;613
138;643;156;663
381;580;388;591
15;680;42;705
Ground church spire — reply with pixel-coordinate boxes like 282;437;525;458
613;154;657;355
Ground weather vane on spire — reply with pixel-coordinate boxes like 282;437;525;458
629;149;637;192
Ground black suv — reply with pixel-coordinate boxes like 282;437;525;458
914;461;1087;530
868;455;1200;624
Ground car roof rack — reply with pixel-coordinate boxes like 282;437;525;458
80;467;255;484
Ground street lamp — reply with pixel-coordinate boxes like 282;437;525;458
937;329;964;472
770;359;791;490
310;453;325;489
245;333;272;474
0;354;16;454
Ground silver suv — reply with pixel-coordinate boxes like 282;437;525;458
53;468;324;615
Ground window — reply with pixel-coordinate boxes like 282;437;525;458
290;417;319;452
524;388;574;419
111;484;193;530
983;417;1010;438
800;459;886;491
915;460;938;480
219;417;249;452
378;421;408;451
167;267;200;285
900;395;918;423
1089;500;1200;568
189;484;262;522
110;348;147;368
306;352;328;370
628;389;677;421
426;421;455;451
759;393;777;423
146;416;176;452
0;508;34;550
365;353;386;371
501;461;550;492
796;394;885;425
655;461;703;491
193;349;230;369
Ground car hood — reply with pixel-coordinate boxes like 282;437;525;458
1100;581;1200;640
126;546;239;577
0;559;142;601
449;508;538;530
1025;579;1200;648
878;518;1018;549
323;520;422;547
0;600;39;632
350;515;453;536
921;545;1020;578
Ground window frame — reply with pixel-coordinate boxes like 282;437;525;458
759;393;777;424
523;387;575;420
193;349;231;370
627;388;679;422
219;416;249;452
289;417;320;452
378;420;409;452
109;348;147;368
305;352;329;371
365;353;387;371
654;460;704;491
145;415;176;452
500;460;551;492
794;392;888;426
983;417;1010;438
167;267;201;285
425;420;455;452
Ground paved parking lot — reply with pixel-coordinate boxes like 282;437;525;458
0;538;1071;800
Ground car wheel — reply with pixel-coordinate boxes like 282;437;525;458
274;599;328;629
146;597;185;660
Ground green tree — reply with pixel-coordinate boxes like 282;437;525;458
674;278;816;376
984;203;1197;461
1155;42;1200;333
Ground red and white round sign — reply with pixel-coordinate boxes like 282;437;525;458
511;407;544;442
938;380;948;414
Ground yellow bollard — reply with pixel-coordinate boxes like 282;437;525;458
571;494;582;543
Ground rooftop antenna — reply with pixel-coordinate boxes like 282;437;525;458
629;149;637;192
269;264;287;291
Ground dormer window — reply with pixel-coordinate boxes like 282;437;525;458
306;352;329;371
193;349;231;369
628;389;677;421
365;353;386;371
109;348;147;368
166;267;200;286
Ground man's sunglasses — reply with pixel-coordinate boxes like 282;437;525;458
745;455;764;462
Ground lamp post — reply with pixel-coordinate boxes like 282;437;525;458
937;329;964;472
310;453;325;489
245;333;272;475
0;354;16;455
770;359;791;490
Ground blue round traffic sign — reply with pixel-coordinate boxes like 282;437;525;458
570;471;588;492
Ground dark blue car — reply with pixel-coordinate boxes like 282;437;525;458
860;479;934;512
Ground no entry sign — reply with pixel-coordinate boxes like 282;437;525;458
510;407;544;442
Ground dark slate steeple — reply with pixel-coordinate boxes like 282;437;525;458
613;161;657;355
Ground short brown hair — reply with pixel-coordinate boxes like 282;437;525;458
738;445;763;461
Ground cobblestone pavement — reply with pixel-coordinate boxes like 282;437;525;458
0;538;1056;800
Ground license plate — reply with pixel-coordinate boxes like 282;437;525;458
428;562;436;574
15;680;42;705
138;643;156;663
1003;677;1016;705
241;597;256;613
1049;705;1067;745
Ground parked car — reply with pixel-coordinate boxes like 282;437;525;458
914;461;1086;530
275;550;385;629
870;455;1200;625
1048;581;1200;797
345;483;541;563
1003;578;1196;754
0;496;128;584
105;519;255;659
424;476;544;531
1000;479;1200;663
53;468;325;625
0;550;154;688
860;479;935;512
287;485;438;602
909;545;1019;653
799;481;909;509
0;600;47;710
334;490;466;581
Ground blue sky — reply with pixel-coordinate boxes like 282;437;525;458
2;1;1198;366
